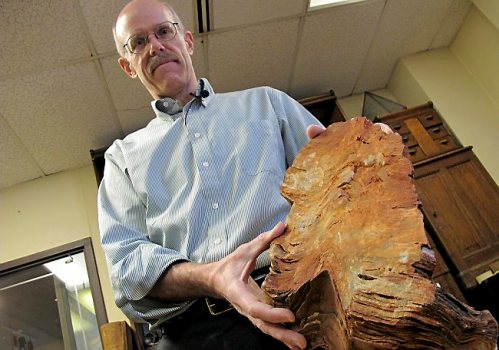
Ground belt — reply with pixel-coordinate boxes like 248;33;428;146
162;266;270;329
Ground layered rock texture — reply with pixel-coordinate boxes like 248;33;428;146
263;118;498;349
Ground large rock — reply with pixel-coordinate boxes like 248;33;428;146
263;117;498;349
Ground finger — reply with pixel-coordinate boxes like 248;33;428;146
243;300;295;324
306;124;326;139
265;221;286;240
229;279;294;323
374;122;393;134
235;222;286;281
249;315;307;350
244;222;286;260
228;276;295;324
248;277;272;304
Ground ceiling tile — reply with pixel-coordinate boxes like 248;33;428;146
0;62;122;175
353;0;453;94
100;55;152;111
212;0;305;30
208;18;300;93
78;0;129;54
80;0;196;55
169;0;197;32
0;0;474;190
117;107;156;137
0;0;91;77
430;0;472;49
100;55;153;136
192;37;208;80
291;0;385;99
0;117;43;189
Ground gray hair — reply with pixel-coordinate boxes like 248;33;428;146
113;0;185;57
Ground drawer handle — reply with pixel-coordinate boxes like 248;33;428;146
425;115;434;120
393;124;401;130
440;139;448;145
409;148;417;155
431;127;441;133
402;135;409;142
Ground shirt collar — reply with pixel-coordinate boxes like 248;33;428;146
151;78;215;121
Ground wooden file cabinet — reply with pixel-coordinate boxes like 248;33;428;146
377;103;499;319
414;148;499;289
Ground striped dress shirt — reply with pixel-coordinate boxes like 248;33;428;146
98;79;322;326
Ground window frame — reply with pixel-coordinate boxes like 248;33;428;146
0;238;108;330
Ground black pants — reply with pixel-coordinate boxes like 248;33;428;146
157;308;289;350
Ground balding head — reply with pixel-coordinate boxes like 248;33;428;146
113;0;184;57
113;0;197;103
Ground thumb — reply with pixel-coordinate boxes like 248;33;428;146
245;222;286;262
260;221;286;246
306;124;326;139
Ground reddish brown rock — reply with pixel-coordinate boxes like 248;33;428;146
263;117;498;349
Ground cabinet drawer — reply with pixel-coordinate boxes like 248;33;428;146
400;132;418;148
427;124;449;140
400;126;456;155
435;136;460;153
387;121;409;135
407;145;427;163
406;137;459;162
418;113;442;128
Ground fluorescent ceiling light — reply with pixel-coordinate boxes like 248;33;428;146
43;253;89;289
309;0;364;11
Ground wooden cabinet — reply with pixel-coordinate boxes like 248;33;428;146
414;147;499;290
298;91;345;126
425;227;467;302
377;103;499;319
376;102;462;163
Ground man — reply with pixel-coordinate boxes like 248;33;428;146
99;0;326;349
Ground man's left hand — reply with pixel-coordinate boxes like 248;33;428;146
306;121;392;140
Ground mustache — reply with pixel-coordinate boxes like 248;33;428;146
148;53;178;73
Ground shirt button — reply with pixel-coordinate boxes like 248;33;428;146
194;132;201;138
214;238;222;245
203;162;209;167
212;203;219;210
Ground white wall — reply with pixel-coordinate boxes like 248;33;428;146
472;0;499;30
387;1;499;184
0;166;126;324
451;4;499;110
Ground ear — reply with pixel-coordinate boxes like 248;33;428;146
118;56;137;78
183;31;195;55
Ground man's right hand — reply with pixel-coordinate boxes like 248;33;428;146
148;222;306;349
208;222;307;350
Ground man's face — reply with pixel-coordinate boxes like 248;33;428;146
116;0;197;101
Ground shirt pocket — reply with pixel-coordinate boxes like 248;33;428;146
235;120;282;176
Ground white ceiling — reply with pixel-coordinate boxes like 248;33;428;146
0;0;472;190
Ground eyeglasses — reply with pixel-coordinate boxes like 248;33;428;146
123;21;179;54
